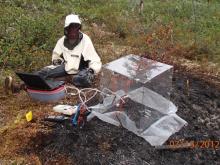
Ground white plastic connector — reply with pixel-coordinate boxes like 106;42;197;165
53;104;78;116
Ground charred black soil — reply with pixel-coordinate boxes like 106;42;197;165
0;71;220;165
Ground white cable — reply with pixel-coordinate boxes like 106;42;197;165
102;88;126;104
64;85;125;110
80;89;98;104
65;85;80;96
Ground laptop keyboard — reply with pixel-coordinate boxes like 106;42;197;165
46;80;64;90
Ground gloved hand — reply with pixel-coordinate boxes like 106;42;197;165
52;59;63;66
87;68;95;83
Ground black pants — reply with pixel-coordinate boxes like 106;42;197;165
35;64;94;87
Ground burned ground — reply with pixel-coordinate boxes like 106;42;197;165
0;71;219;165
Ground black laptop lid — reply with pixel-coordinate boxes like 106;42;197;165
16;72;64;90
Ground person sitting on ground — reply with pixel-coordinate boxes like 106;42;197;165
5;14;102;94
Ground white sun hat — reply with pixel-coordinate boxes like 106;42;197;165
64;14;81;28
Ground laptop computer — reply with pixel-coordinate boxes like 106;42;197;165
16;72;64;90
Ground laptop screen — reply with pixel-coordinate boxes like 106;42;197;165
16;72;64;90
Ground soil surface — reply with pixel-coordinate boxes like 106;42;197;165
0;71;220;165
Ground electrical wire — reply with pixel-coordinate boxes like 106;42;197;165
64;85;126;110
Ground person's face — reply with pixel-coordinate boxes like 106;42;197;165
67;24;80;40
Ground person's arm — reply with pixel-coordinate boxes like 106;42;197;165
52;37;64;65
88;58;102;74
82;35;102;74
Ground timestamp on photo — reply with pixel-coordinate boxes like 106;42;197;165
169;139;220;149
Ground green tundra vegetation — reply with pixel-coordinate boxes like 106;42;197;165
0;0;220;73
